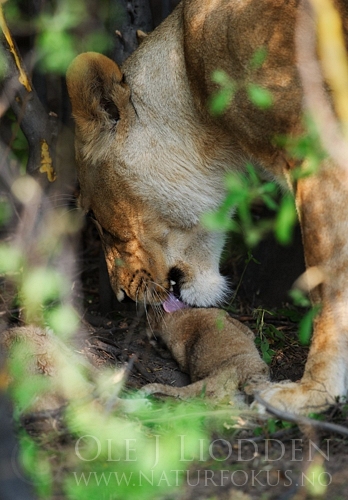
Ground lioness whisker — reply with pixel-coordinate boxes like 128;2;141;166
144;283;162;340
148;280;169;297
135;285;140;312
143;291;156;338
151;294;168;332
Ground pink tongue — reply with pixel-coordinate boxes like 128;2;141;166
163;293;188;313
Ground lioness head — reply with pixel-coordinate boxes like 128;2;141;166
67;51;231;307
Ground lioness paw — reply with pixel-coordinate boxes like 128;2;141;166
252;381;338;416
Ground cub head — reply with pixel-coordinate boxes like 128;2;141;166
66;52;228;307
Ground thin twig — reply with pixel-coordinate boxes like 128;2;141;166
254;393;348;437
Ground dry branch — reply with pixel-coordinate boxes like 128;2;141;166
0;5;57;188
112;0;153;65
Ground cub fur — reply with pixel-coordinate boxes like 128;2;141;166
141;308;269;404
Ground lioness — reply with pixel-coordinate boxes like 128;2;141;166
67;0;348;414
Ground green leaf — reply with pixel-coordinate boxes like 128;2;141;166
250;47;268;69
0;46;9;79
210;88;234;115
0;244;23;273
201;211;235;231
209;70;235;115
262;352;272;364
19;436;52;497
267;419;278;434
246;162;260;185
245;250;260;265
298;305;321;345
277;307;303;323
266;324;285;341
247;84;273;109
37;31;78;73
253;426;263;436
46;304;79;339
0;198;11;227
20;267;67;321
262;182;278;194
275;195;297;244
211;69;232;86
83;31;111;53
261;193;278;211
289;288;311;308
305;463;329;497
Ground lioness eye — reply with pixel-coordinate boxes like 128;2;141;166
98;225;127;245
86;210;96;220
86;211;126;244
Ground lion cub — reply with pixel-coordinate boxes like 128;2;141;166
142;308;269;403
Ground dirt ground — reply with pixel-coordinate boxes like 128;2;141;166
9;218;348;500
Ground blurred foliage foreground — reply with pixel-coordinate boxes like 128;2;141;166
0;174;241;500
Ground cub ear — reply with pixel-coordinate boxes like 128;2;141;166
66;52;129;137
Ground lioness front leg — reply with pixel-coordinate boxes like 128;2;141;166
257;161;348;414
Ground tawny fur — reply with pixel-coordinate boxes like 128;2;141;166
66;0;348;414
141;309;269;403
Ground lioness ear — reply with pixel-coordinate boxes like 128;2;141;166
66;52;129;138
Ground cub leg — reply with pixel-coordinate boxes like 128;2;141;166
139;380;211;400
139;371;240;402
257;160;348;414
